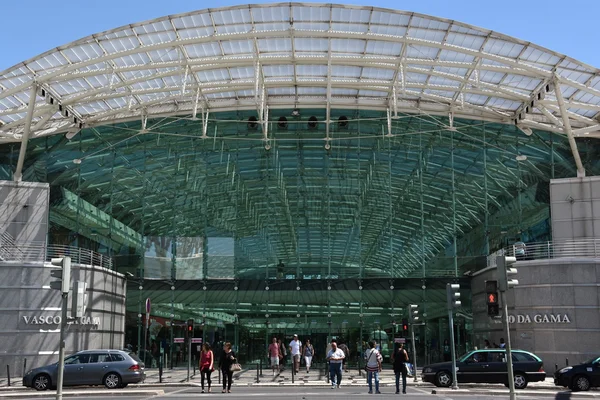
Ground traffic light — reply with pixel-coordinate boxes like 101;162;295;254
409;304;419;324
72;281;88;318
402;318;409;334
485;280;499;317
187;319;194;337
497;255;518;291
50;256;71;293
446;283;461;310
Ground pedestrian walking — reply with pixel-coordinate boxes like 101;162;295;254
392;343;409;394
443;339;451;362
278;338;287;371
199;343;214;393
338;339;350;372
326;339;345;389
364;341;383;394
218;342;237;393
289;334;302;374
268;337;280;375
302;339;315;373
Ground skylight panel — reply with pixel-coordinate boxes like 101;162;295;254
0;97;21;110
331;65;361;78
406;72;429;83
445;32;485;51
197;69;230;82
558;59;593;73
251;6;290;23
331;39;365;53
370;11;410;27
293;6;330;22
211;8;251;26
172;14;213;29
253;22;288;32
112;53;151;67
410;16;450;31
331;88;359;96
27;52;68;72
294;38;328;52
298;87;327;95
572;91;600;105
332;7;370;23
221;40;254;56
138;31;177;46
463;93;488;105
359;90;388;97
294;22;329;31
134;20;173;34
407;28;446;43
184;43;222;58
331;23;368;33
218;24;252;34
267;87;295;95
147;48;181;63
262;65;294;77
258;38;292;52
53;78;91;96
229;66;254;80
479;70;505;84
406;45;438;60
368;25;407;36
424;89;455;99
62;43;104;63
104;97;128;109
483;39;524;58
486;97;520;110
177;27;214;39
556;68;592;84
520;47;561;66
428;75;460;87
502;75;541;91
365;41;402;56
361;67;394;80
296;65;328;77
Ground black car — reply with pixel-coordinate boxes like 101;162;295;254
422;349;546;389
554;355;600;391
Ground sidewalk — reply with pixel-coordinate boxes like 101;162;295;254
0;366;569;391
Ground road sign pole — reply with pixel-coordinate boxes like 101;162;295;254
55;291;68;400
411;325;418;382
500;290;516;400
448;308;458;390
187;338;191;381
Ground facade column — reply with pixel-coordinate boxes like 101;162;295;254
14;84;39;182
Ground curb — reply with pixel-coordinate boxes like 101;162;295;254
0;390;164;398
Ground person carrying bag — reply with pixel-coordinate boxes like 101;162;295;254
392;343;409;394
218;342;237;393
364;341;383;394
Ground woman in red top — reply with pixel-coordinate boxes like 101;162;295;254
199;343;214;393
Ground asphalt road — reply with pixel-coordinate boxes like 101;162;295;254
3;386;595;400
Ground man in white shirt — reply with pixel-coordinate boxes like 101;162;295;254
288;334;302;374
326;339;345;389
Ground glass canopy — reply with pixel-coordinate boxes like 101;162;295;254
1;3;600;362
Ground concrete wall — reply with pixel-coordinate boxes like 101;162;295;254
472;258;600;373
0;261;126;377
0;182;49;260
551;176;600;241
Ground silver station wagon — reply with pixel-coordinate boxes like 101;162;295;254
23;349;145;391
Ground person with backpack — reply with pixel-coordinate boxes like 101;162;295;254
338;339;350;372
364;341;383;394
392;343;409;394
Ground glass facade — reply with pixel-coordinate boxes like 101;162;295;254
2;109;599;365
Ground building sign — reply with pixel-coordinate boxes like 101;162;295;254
508;314;571;324
22;315;100;326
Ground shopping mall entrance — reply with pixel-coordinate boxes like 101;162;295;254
124;277;473;368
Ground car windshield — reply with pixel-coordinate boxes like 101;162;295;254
582;356;600;364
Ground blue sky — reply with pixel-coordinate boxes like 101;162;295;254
1;0;598;71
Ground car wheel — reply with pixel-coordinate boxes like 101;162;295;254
435;371;452;387
33;374;51;391
103;372;122;389
513;372;528;389
571;375;590;392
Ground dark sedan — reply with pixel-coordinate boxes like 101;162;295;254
554;355;600;391
422;349;546;389
23;349;145;391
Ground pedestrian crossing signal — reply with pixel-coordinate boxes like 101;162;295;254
487;303;500;317
487;293;497;304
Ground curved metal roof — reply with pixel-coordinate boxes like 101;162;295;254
1;3;600;141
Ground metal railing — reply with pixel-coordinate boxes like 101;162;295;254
488;238;600;268
0;242;113;269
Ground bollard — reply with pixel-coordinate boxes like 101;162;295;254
326;362;329;383
259;358;263;377
291;363;295;384
6;365;10;387
256;363;260;383
566;358;569;366
555;363;558;373
22;358;27;379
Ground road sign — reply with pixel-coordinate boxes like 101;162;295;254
145;298;151;314
174;337;185;343
191;338;203;343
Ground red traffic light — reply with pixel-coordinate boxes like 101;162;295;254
487;293;497;304
187;325;193;331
